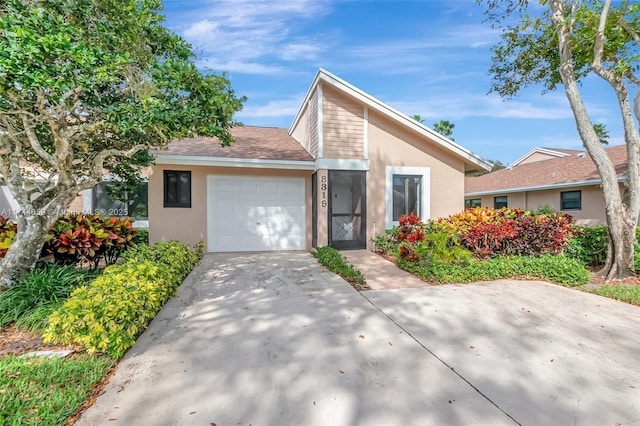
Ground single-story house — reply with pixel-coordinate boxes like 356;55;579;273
464;145;631;226
148;68;492;251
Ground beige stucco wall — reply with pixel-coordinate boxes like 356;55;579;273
149;164;313;249
464;184;614;226
518;152;560;165
365;109;466;249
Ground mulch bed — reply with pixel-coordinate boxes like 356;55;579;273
0;324;81;358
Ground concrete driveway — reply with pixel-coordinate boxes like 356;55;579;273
79;252;640;426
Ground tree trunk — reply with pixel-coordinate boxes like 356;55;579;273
599;203;636;279
0;213;52;289
550;0;637;280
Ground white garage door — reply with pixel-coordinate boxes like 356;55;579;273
207;176;306;252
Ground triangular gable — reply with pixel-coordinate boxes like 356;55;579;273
289;68;492;172
510;147;573;167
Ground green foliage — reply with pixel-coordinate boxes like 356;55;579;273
312;246;366;287
0;213;138;265
565;226;640;271
0;216;17;258
0;0;245;285
43;241;202;358
564;225;609;266
535;203;556;215
438;207;576;259
0;264;97;330
591;285;640;306
44;214;137;267
133;228;150;246
398;254;590;286
482;1;639;97
371;227;399;255
413;223;473;265
432;119;455;140
0;354;113;426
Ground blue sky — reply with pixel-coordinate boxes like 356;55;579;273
162;0;622;165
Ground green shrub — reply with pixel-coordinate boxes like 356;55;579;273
43;241;203;358
0;264;97;331
439;207;576;259
133;228;149;246
0;215;16;259
45;214;137;267
397;254;590;286
312;246;366;286
591;284;640;305
565;226;640;272
371;227;399;255
564;225;609;266
413;223;473;264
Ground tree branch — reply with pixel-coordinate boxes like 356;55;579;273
92;144;148;178
20;113;57;168
619;12;640;45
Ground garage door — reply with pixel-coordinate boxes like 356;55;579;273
207;176;306;252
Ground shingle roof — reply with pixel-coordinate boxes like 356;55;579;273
154;126;314;162
466;145;628;195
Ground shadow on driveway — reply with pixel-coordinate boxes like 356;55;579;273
78;253;639;426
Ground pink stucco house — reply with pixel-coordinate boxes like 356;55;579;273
465;145;632;226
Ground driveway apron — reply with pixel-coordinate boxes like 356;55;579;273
364;280;640;426
78;252;513;426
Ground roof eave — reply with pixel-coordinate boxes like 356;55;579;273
154;154;316;170
465;176;627;197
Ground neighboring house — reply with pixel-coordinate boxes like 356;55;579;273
464;145;630;226
0;176;149;226
149;68;491;252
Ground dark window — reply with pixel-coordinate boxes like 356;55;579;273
393;175;421;221
93;181;148;219
164;170;191;208
465;198;481;209
494;196;508;209
561;190;581;210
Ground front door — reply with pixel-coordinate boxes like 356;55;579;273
328;170;366;250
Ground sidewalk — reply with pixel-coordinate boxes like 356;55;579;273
340;250;430;290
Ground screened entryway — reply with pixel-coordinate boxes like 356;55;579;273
328;170;366;250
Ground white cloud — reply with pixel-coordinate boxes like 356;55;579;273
237;95;306;118
197;58;284;74
389;92;576;121
173;0;333;74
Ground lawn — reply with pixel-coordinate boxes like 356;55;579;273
0;354;113;425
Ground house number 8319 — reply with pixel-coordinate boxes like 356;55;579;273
320;175;327;208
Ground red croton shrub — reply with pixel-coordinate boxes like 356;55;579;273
396;213;425;261
0;214;137;268
45;214;137;267
439;207;575;259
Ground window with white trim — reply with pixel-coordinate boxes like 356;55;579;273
385;166;430;228
392;175;421;220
